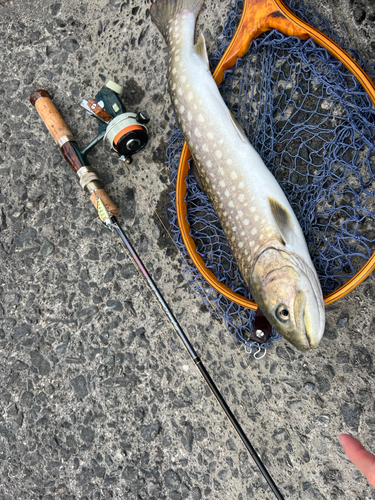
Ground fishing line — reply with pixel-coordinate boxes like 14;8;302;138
125;161;329;498
29;90;285;498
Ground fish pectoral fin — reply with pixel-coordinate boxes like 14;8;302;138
228;110;248;144
194;33;209;69
268;197;294;246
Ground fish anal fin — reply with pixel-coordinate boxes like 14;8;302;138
268;197;294;246
228;110;248;144
194;33;209;68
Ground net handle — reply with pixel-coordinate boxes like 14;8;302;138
176;0;375;309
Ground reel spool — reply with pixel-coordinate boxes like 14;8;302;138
81;80;150;163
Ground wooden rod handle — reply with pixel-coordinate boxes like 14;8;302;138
30;89;74;145
30;89;120;222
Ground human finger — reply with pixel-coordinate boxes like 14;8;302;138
339;433;375;487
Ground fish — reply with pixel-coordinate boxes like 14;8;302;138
150;0;325;350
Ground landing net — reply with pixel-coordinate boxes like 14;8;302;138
167;0;375;351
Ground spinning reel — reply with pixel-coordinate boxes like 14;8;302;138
80;80;150;163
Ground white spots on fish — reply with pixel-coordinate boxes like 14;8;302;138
228;200;234;208
187;91;193;101
179;105;185;114
243;219;249;225
175;55;180;62
238;210;243;217
231;186;236;191
177;88;183;96
249;241;255;247
230;171;237;180
171;82;176;91
207;132;214;140
172;67;177;75
238;242;244;248
193;103;198;110
218;167;224;175
241;231;245;236
181;75;187;83
194;128;201;137
227;158;233;166
239;194;245;202
215;150;223;159
198;114;205;123
219;180;225;188
254;215;259;221
207;160;212;168
225;190;230;197
187;111;192;121
239;181;244;189
250;206;256;213
251;227;257;236
202;143;209;152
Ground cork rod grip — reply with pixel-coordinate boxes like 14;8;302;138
30;89;74;145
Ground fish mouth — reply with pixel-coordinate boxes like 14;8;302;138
293;290;312;350
293;291;323;350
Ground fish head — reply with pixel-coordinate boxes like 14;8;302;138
248;247;325;350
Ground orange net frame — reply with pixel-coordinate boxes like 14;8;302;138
176;0;375;311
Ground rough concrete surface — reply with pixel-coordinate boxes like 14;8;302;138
0;0;375;499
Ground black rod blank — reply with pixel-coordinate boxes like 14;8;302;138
111;216;285;500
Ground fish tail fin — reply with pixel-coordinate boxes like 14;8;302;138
150;0;204;40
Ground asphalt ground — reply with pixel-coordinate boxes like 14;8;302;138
0;0;375;499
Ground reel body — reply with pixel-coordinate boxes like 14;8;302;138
81;80;150;163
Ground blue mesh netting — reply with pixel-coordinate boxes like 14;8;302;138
167;0;375;351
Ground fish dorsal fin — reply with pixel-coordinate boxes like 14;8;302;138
228;110;248;144
190;158;204;191
268;197;294;246
194;33;209;69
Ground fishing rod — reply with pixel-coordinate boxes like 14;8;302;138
30;87;285;500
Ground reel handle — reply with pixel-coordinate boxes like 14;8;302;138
30;89;119;218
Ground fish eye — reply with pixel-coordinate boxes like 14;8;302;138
276;305;290;322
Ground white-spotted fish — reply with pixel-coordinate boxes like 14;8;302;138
150;0;325;350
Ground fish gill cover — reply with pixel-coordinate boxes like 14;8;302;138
167;0;375;352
